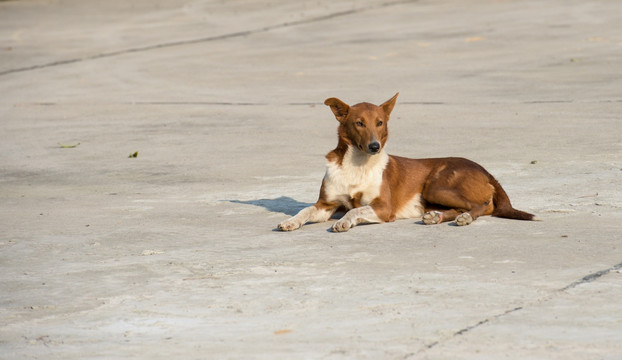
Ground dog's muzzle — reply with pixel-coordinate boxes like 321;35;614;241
368;141;381;154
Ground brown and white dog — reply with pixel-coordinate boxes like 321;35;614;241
277;93;534;232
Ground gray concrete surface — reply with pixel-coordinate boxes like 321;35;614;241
1;0;621;358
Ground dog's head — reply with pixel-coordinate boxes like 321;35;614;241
324;93;398;155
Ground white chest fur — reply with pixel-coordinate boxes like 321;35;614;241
322;146;389;209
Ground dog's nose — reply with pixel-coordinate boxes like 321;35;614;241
368;142;381;153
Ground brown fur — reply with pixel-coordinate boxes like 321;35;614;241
277;93;533;231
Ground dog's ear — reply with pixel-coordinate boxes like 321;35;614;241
324;97;350;123
381;92;399;118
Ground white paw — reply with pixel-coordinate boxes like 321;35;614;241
455;213;473;226
422;211;443;225
331;219;352;232
277;219;300;231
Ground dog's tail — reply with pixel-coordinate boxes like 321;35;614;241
490;176;535;221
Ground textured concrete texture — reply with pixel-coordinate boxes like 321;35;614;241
1;0;621;359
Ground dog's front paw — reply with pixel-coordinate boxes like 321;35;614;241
455;213;473;226
331;219;352;232
422;211;443;225
277;219;301;231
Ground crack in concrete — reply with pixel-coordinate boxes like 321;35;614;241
412;261;621;357
0;0;416;77
12;99;622;107
409;306;523;357
128;101;270;106
453;306;523;337
559;261;622;292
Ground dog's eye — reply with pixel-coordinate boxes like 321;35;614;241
355;121;365;128
376;121;383;127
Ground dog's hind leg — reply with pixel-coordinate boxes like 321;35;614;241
422;209;459;225
277;204;336;231
455;204;490;226
422;205;488;226
422;187;492;226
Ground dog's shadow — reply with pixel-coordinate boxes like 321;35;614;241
228;196;311;217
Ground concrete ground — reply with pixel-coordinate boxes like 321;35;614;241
1;0;621;358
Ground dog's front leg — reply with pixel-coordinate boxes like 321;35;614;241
332;205;383;232
277;204;335;231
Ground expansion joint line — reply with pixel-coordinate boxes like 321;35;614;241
0;0;418;77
